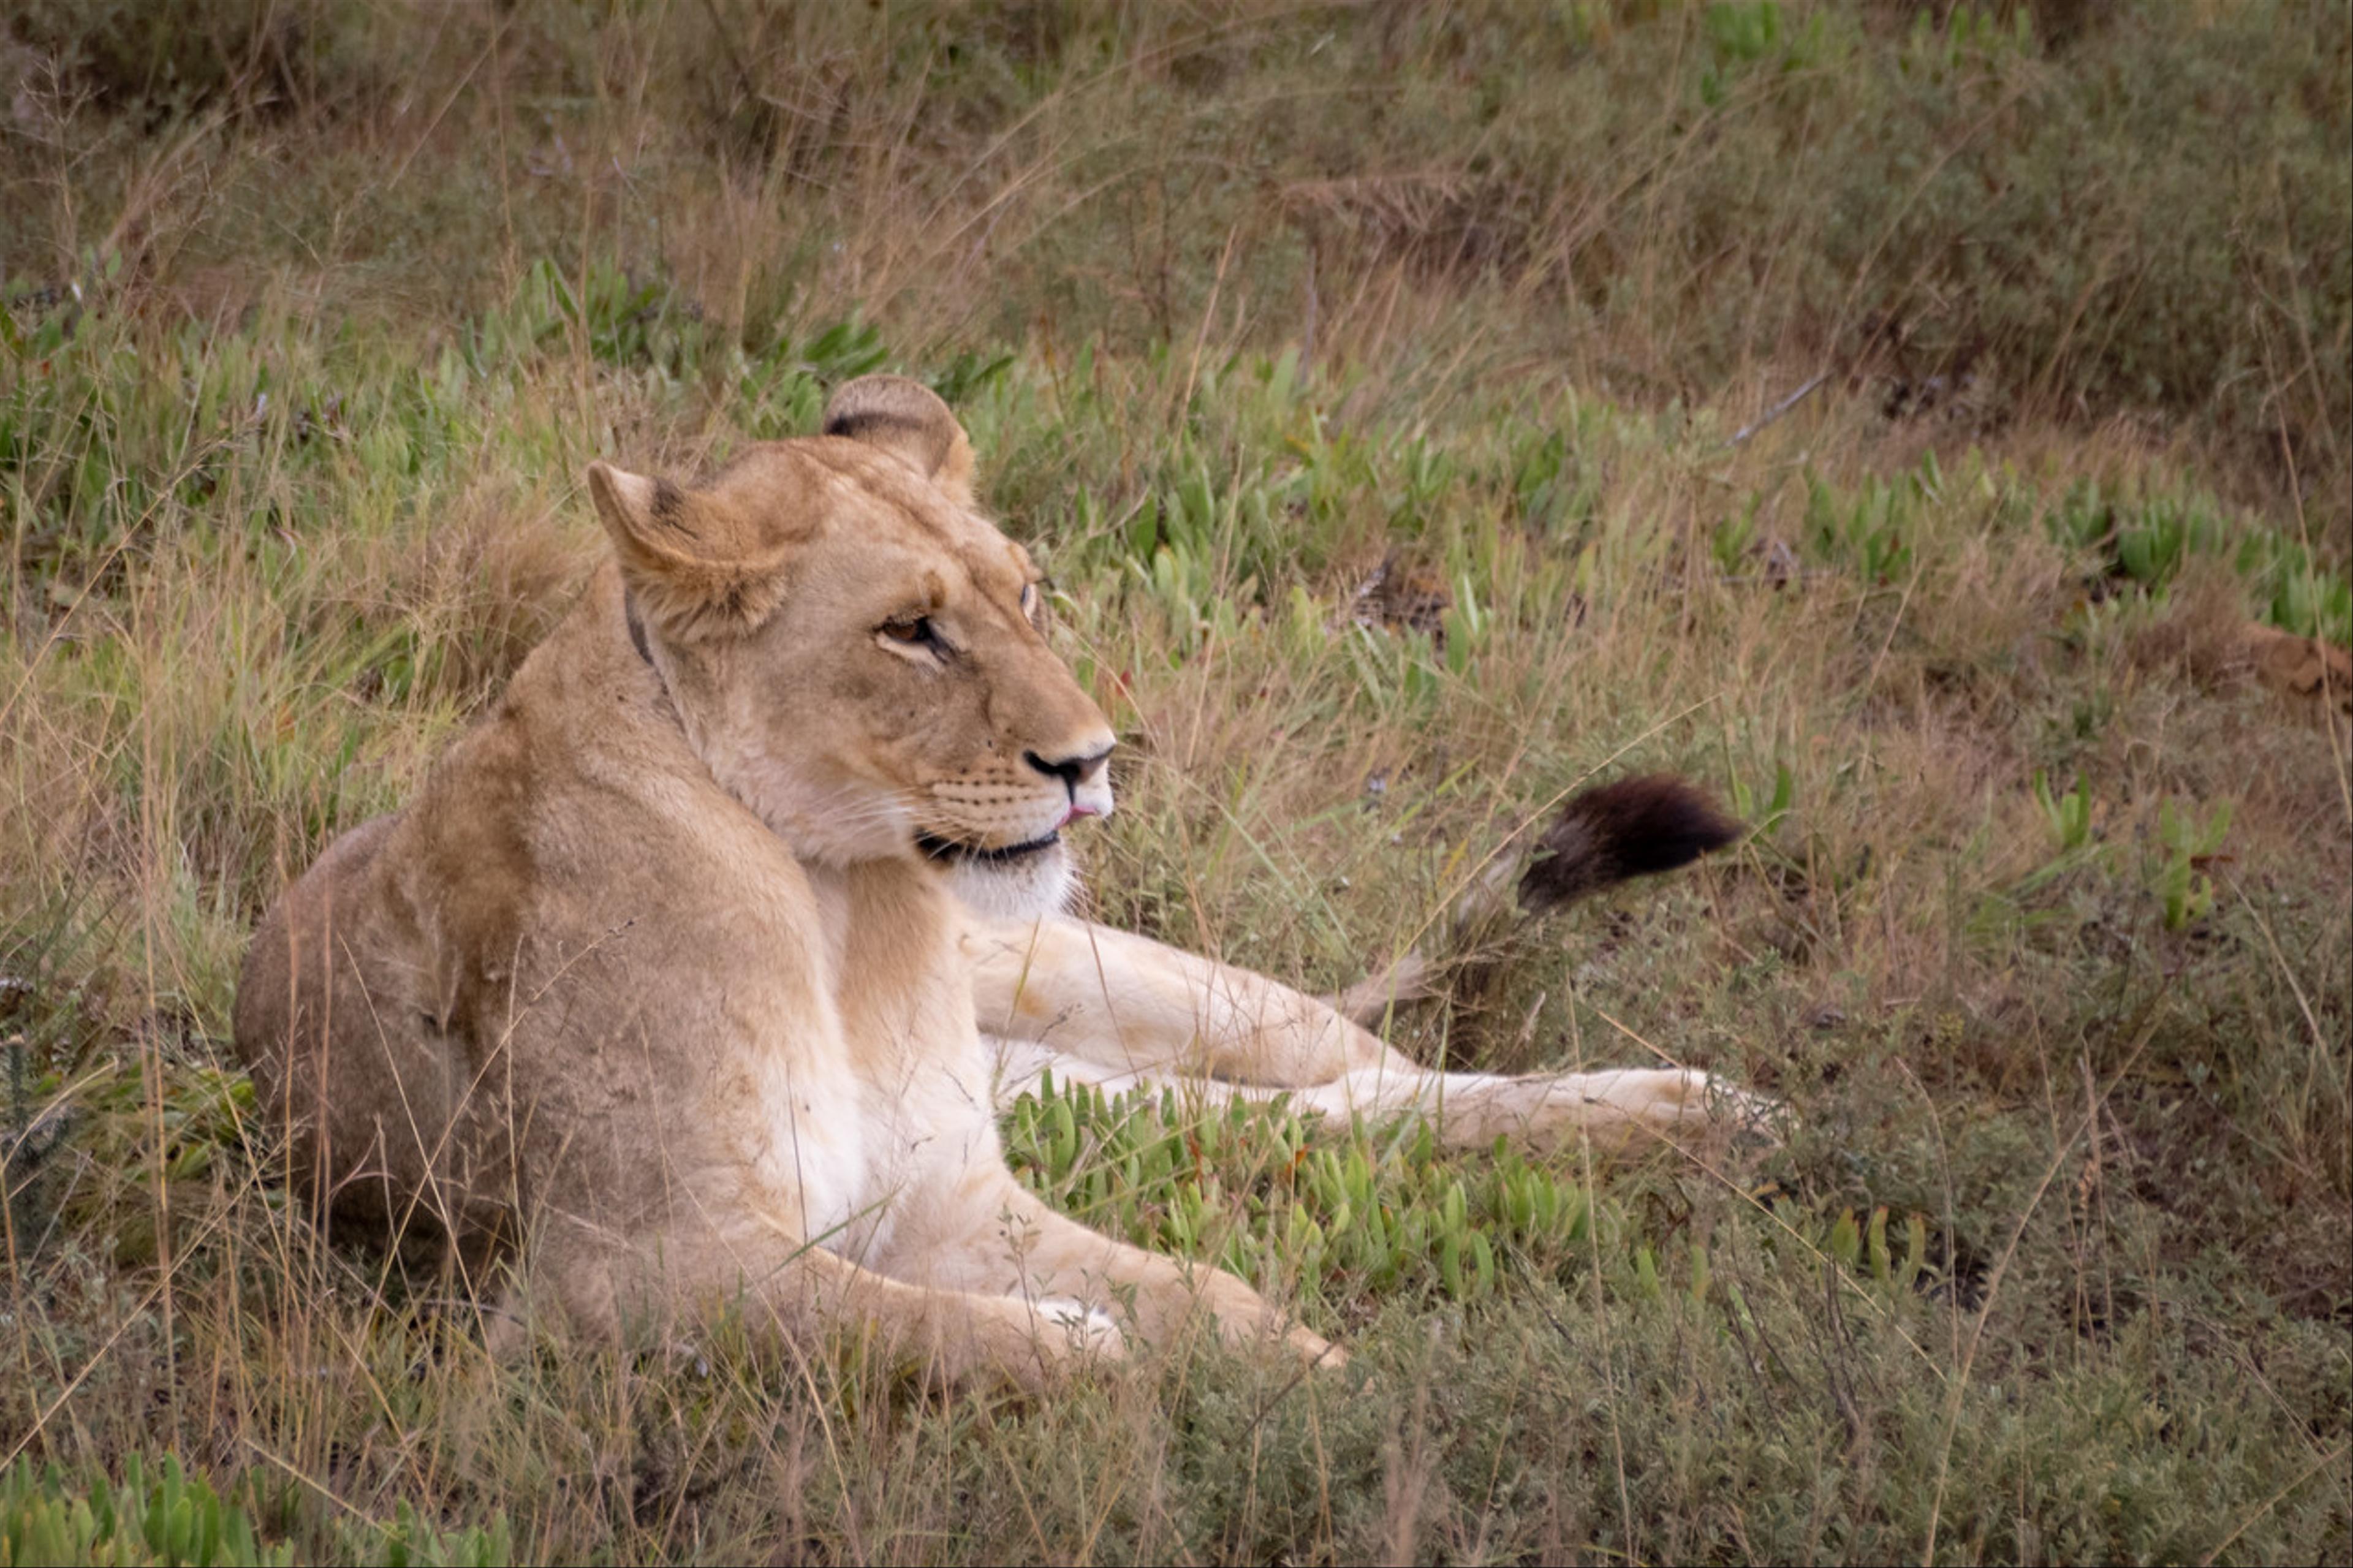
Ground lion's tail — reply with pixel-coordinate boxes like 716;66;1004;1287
1510;774;1745;915
1326;775;1743;1026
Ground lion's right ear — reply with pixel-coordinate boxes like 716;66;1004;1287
586;460;791;642
821;375;977;507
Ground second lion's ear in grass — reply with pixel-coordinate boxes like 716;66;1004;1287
2240;622;2353;717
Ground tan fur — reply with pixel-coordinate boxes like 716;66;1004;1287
968;917;1772;1155
963;784;1770;1157
2241;621;2353;716
235;377;1330;1387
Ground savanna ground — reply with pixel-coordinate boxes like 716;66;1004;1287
2;2;2349;1562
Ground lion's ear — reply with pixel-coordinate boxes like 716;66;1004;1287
586;460;791;642
821;375;976;507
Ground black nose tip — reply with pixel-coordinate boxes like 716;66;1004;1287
1025;743;1112;789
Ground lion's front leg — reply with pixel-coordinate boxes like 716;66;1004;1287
513;1211;1129;1390
964;913;1414;1087
895;1163;1339;1369
967;915;1776;1156
1321;1064;1779;1159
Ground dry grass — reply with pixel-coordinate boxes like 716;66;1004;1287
3;3;2349;1563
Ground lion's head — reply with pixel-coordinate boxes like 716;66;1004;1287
585;376;1113;917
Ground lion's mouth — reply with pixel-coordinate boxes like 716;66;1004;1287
915;829;1063;866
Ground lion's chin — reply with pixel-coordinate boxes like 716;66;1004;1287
930;836;1078;920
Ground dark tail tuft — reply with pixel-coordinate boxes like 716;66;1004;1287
1515;775;1743;915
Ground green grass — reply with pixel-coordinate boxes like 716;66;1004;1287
4;2;2349;1562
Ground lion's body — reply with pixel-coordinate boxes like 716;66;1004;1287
240;567;990;1314
235;377;1755;1387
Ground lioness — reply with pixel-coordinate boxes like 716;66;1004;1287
235;376;1756;1387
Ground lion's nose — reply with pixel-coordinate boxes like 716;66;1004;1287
1025;741;1115;819
1024;742;1111;790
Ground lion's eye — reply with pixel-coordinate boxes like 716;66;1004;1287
1019;583;1039;616
881;615;936;647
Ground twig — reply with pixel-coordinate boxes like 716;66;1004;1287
1726;373;1827;447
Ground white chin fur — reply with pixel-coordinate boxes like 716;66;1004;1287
938;840;1078;920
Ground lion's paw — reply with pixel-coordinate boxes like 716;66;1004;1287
1031;1296;1127;1358
1533;1066;1787;1156
1286;1322;1348;1371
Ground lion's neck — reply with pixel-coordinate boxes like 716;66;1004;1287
801;857;974;1059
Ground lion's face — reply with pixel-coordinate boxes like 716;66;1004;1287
586;377;1114;917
